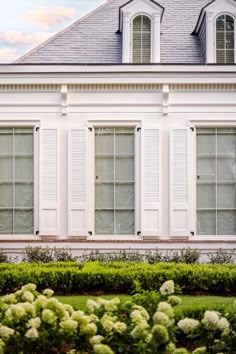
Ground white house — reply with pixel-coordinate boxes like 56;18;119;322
0;0;236;258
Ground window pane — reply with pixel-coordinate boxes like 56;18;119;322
216;15;225;30
197;131;216;154
0;183;13;208
15;156;33;181
197;210;216;235
14;209;33;234
216;14;235;64
197;156;216;181
226;50;234;63
95;210;114;235
115;183;134;209
15;129;33;154
133;15;151;64
0;129;13;153
95;128;114;154
115;131;134;154
0;210;13;234
216;32;225;49
216;50;225;63
15;183;33;208
197;183;216;208
226;32;234;49
0;157;13;180
95;183;114;209
217;184;236;208
217;211;236;235
95;156;114;181
217;157;236;181
115;210;134;235
226;15;234;31
115;156;134;181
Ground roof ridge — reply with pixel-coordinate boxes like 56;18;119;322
14;0;116;63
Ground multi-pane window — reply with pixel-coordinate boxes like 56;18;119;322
197;128;236;235
95;128;135;235
132;15;151;63
0;128;34;234
216;14;234;63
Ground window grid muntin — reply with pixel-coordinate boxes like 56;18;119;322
0;128;34;235
216;14;235;63
132;14;151;64
197;128;236;235
95;127;135;235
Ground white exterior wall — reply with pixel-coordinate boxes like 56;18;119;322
0;65;236;253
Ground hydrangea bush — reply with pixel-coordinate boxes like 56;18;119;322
0;280;234;353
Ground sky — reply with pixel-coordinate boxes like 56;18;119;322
0;0;106;63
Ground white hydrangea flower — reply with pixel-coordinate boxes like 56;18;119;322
71;310;85;323
168;295;181;306
153;311;172;327
0;325;15;340
90;335;104;345
159;280;174;295
131;321;149;340
113;321;127;334
87;299;99;312
81;322;97;336
25;327;38;340
157;302;174;318
93;344;114;354
27;317;41;329
178;318;200;333
21;302;35;316
64;304;74;315
22;291;34;303
104;300;118;312
130;310;143;324
60;319;78;334
2;294;16;305
202;311;220;330
43;289;54;298
34;295;48;310
192;347;207;354
42;309;57;325
8;304;26;320
21;284;37;292
217;317;230;331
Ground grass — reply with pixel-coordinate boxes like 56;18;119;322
57;294;236;319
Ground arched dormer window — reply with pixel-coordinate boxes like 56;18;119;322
132;15;151;63
216;14;234;63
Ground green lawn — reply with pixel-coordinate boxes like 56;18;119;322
57;294;236;319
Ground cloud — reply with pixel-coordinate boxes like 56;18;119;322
23;7;76;28
0;31;53;46
0;48;22;63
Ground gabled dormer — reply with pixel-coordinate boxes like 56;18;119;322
119;0;164;63
193;0;236;64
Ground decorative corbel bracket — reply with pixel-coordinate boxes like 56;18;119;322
61;84;68;115
163;84;169;115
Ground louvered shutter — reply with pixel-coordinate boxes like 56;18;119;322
141;128;161;237
170;128;191;237
68;129;87;237
40;128;60;235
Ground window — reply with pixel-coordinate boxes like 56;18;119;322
95;127;135;235
216;14;235;63
132;15;151;64
0;128;34;235
197;128;236;235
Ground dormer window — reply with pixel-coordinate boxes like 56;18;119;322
119;0;164;64
132;15;151;63
216;14;234;63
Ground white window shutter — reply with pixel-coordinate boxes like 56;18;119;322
40;128;60;236
68;129;87;237
141;128;161;237
170;128;191;237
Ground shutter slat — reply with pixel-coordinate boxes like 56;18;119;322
141;128;161;237
40;128;60;235
68;129;87;237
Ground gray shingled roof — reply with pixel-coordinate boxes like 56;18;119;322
17;0;212;64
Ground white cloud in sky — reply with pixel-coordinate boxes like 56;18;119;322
23;6;76;29
0;48;22;63
0;31;53;46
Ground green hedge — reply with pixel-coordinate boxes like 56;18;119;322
0;262;235;295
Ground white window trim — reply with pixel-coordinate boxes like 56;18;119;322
121;0;162;63
214;12;236;64
131;13;152;64
189;119;236;241
0;121;40;240
87;120;142;240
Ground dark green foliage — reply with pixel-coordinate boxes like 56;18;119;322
0;249;9;263
0;262;235;295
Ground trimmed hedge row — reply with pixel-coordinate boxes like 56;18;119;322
0;262;235;295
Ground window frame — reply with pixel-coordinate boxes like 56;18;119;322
87;121;141;239
0;122;39;239
131;13;152;64
214;12;236;64
189;120;236;240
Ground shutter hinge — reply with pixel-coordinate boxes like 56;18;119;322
137;231;141;236
88;127;93;132
190;231;195;236
35;231;40;236
35;127;40;132
190;127;195;132
88;231;93;236
137;127;141;132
